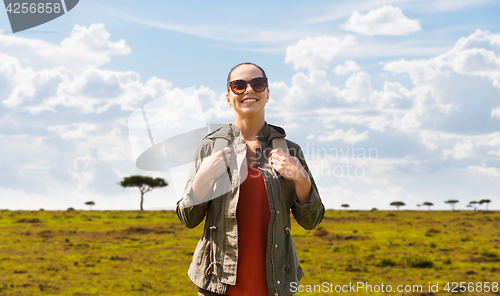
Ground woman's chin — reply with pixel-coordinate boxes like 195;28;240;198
235;109;264;118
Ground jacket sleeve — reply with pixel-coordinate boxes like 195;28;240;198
288;141;325;230
176;138;213;229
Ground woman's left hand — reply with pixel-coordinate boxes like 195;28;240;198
270;148;312;204
270;149;309;183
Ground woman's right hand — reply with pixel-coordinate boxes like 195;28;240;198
191;147;232;202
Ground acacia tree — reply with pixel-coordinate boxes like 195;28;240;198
469;201;479;211
341;204;349;210
479;199;492;211
85;201;95;210
423;202;434;211
119;175;168;211
390;201;406;210
444;199;459;211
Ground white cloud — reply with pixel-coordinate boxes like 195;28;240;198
0;24;171;201
467;165;500;181
68;155;96;190
337;71;372;103
284;35;356;70
419;130;439;150
333;60;361;75
47;123;99;140
317;128;369;144
416;130;500;159
341;5;421;36
265;70;418;133
487;150;500;156
383;29;500;136
0;24;130;72
384;29;500;88
267;71;337;111
443;139;474;159
492;106;500;118
263;29;500;213
428;0;493;12
199;86;233;122
61;24;130;55
0;54;173;114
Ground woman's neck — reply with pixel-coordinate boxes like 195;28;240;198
233;113;265;141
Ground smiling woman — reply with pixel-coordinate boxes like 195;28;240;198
176;62;325;296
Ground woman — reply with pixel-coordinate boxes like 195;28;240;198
176;62;325;296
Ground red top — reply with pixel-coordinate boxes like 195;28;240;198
225;165;270;296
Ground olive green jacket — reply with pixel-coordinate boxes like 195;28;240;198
176;122;325;296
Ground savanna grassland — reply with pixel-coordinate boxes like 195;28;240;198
0;209;499;296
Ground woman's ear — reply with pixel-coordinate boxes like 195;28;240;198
226;92;232;107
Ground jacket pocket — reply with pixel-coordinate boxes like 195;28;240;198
189;236;210;285
192;235;208;266
286;235;303;280
203;197;224;279
282;234;304;295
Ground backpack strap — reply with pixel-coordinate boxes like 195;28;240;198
213;137;294;229
272;137;295;198
272;137;295;232
213;137;294;194
213;138;229;153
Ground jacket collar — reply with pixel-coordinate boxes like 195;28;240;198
207;121;286;144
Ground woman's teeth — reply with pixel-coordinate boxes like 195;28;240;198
242;99;257;103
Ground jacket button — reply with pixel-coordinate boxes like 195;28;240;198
277;280;280;285
285;265;291;273
275;244;278;248
277;210;280;214
285;227;290;234
209;226;217;231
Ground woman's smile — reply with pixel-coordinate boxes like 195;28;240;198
241;96;259;104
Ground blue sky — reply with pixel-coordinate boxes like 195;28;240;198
0;0;499;210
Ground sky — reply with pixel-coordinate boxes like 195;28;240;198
0;0;499;211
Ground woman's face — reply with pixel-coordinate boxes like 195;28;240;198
226;64;269;119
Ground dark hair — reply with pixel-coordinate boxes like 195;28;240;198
227;62;267;91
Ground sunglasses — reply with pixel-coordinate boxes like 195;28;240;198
228;77;268;95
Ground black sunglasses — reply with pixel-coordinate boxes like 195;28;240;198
228;77;268;95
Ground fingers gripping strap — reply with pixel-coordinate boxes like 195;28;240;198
212;138;231;185
272;138;295;208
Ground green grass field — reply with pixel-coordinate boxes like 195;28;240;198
0;209;499;296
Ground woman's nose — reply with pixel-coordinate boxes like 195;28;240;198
245;82;254;93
